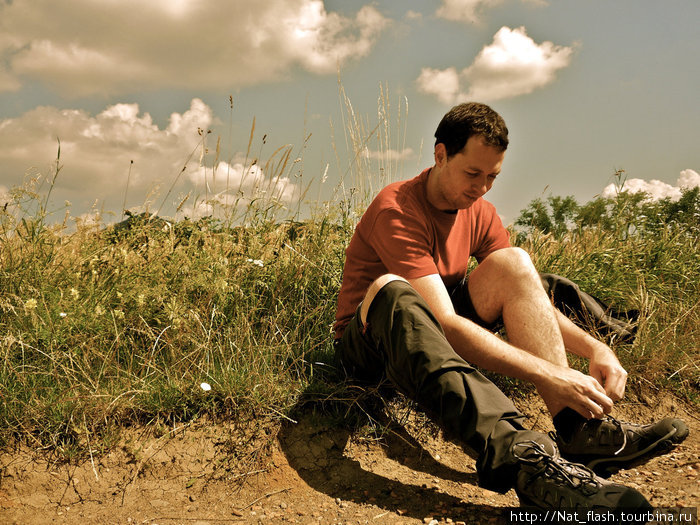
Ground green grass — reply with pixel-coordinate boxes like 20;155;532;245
1;108;698;460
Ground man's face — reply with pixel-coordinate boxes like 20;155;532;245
432;135;505;211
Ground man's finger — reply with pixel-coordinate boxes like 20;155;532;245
606;376;626;401
589;385;613;414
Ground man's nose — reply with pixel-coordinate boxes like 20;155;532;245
472;175;489;195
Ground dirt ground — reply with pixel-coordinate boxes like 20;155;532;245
1;391;698;525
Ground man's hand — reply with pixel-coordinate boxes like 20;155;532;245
555;309;628;406
589;342;628;401
534;363;614;419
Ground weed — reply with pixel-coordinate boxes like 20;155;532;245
0;95;696;461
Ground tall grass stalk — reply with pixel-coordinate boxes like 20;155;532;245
0;89;697;462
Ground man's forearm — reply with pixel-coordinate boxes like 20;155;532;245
441;312;617;417
555;310;628;400
555;309;609;359
441;313;554;384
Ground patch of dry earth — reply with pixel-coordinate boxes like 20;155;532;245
1;393;698;524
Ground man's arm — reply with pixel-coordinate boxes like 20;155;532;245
409;273;614;419
556;310;628;401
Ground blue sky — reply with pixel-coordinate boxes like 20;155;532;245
1;0;698;225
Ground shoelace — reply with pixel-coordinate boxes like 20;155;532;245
550;415;631;456
585;415;629;456
609;416;628;455
513;441;598;491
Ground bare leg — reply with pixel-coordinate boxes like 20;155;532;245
466;247;570;413
360;273;408;326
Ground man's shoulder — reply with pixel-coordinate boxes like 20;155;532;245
368;170;428;214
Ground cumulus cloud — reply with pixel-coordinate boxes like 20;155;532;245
363;147;415;161
437;0;505;24
416;26;573;103
436;0;546;25
601;169;700;201
416;67;462;105
404;10;423;21
0;0;389;96
0;99;300;218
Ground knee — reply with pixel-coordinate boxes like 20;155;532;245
481;247;538;283
360;274;409;326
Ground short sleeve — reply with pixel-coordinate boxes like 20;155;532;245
471;205;511;262
368;207;439;279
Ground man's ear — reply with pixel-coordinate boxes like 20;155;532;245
434;143;447;166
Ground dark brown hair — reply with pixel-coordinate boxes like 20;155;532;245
434;102;509;158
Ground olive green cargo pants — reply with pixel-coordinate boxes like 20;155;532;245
335;280;541;493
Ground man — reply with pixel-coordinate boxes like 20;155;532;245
333;102;688;510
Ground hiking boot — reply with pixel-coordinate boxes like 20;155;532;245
514;440;651;511
555;412;689;470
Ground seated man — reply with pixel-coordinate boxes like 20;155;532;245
333;102;688;510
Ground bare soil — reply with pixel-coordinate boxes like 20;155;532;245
1;392;698;525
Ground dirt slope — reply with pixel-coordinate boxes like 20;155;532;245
1;393;698;525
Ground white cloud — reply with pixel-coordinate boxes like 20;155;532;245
679;169;700;190
417;26;573;103
436;0;546;24
436;0;505;24
0;0;389;96
0;99;300;218
404;10;423;21
363;147;415;161
601;169;700;201
416;67;461;105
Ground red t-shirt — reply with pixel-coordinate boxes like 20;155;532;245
333;167;510;337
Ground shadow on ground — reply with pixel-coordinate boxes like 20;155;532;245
278;378;503;523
